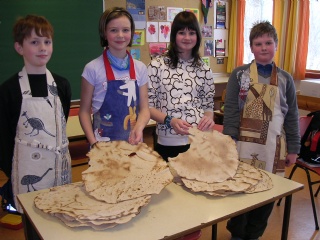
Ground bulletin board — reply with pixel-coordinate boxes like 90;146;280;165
0;0;103;100
105;0;229;73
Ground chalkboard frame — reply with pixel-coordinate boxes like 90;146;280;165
0;0;103;100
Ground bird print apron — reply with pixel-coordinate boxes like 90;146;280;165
237;61;286;175
93;50;139;141
11;67;71;212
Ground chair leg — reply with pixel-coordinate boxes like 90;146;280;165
304;168;320;230
315;185;320;197
277;164;298;206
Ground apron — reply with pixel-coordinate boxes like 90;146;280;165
237;61;286;175
11;67;71;212
93;50;140;141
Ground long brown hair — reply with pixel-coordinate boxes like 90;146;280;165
166;11;202;68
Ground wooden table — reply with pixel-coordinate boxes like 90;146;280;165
17;172;303;240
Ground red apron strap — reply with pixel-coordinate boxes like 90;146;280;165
103;49;136;81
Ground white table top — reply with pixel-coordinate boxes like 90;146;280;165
17;172;303;240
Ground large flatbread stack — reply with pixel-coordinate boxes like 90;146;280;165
34;182;151;230
34;141;173;230
168;127;273;196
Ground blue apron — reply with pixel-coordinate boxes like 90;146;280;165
93;50;140;141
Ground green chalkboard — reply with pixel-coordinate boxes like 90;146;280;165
0;0;103;100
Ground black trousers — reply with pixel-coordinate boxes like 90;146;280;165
226;201;275;239
154;143;190;161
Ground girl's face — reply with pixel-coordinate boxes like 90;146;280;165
250;33;277;65
15;29;53;73
105;16;131;57
175;28;197;58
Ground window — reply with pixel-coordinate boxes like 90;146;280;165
306;0;320;71
243;0;273;64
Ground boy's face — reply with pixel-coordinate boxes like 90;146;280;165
14;29;53;73
250;33;277;65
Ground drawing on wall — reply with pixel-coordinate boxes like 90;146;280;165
201;25;213;37
184;8;199;21
127;0;146;29
204;39;214;56
149;43;167;59
202;57;210;67
167;7;183;21
146;22;159;42
148;5;166;21
201;0;213;24
132;30;145;46
159;22;171;42
130;49;141;60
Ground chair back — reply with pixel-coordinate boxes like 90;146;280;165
299;115;313;137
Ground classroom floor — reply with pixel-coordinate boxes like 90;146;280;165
1;128;320;240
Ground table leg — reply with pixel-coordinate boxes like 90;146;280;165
22;214;41;240
281;194;292;240
212;224;217;240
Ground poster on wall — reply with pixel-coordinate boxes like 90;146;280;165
201;25;213;37
148;6;166;21
184;8;199;21
146;22;159;42
132;30;145;46
167;7;183;21
214;0;228;29
204;39;214;56
131;49;141;60
127;0;146;29
149;43;167;59
159;22;171;42
213;29;228;57
202;57;210;67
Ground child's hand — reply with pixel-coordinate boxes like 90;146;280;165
170;118;191;135
197;116;215;131
285;153;297;167
128;130;142;145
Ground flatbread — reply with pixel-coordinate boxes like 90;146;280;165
245;170;273;193
168;128;239;183
34;182;151;229
181;162;262;193
167;127;273;197
82;141;173;203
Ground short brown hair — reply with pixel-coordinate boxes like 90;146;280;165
13;15;54;45
99;7;135;47
249;20;278;46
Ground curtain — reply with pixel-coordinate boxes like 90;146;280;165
227;0;245;73
274;0;309;80
293;0;309;80
272;0;285;66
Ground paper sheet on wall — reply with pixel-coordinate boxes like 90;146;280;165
127;0;146;29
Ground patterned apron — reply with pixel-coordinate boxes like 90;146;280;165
93;50;140;141
11;67;71;212
237;61;286;175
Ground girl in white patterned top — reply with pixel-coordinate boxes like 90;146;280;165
148;11;215;161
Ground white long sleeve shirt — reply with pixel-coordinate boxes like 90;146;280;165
148;56;215;146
